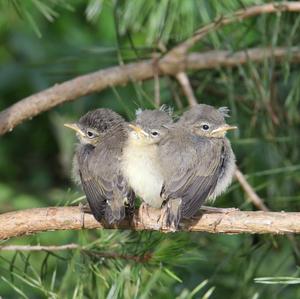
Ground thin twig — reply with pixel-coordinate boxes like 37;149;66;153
235;168;269;211
0;244;79;251
167;2;300;57
175;72;198;106
154;74;160;106
82;250;152;263
0;244;152;263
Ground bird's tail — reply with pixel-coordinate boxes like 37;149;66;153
165;198;182;230
105;198;126;224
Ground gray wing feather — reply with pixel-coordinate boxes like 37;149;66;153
160;135;224;219
77;144;133;223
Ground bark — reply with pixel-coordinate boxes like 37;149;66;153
1;206;299;240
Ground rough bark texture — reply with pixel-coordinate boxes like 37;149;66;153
1;206;300;240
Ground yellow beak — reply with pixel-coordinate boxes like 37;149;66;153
128;124;149;137
211;124;237;136
64;123;85;136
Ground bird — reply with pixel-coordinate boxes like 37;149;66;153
121;106;173;209
158;104;237;229
64;108;135;224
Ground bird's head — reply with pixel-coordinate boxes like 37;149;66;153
64;108;125;146
128;107;173;145
179;104;237;138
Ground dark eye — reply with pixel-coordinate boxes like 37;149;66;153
151;130;159;137
202;124;210;131
87;131;95;138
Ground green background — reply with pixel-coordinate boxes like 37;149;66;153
0;1;300;298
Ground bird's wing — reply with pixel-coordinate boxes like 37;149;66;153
77;144;133;223
161;138;224;218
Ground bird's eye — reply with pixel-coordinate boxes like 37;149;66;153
151;130;159;137
86;130;95;138
202;124;210;131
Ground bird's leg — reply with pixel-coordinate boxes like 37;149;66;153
199;206;239;214
79;202;92;213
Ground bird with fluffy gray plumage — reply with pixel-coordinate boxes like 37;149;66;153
159;104;237;229
64;108;135;224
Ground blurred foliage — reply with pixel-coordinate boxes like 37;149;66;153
1;0;300;298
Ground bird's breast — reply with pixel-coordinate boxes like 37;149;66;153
122;142;164;208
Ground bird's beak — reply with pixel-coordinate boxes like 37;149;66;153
211;124;237;137
64;123;85;136
128;124;149;137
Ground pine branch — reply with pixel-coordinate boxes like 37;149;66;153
1;206;300;240
0;47;299;135
166;2;300;57
0;244;152;263
0;244;79;251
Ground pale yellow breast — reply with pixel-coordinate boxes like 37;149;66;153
122;140;164;208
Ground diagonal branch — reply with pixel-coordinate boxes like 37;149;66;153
0;47;300;135
1;206;300;240
175;72;198;106
166;2;300;58
235;168;269;211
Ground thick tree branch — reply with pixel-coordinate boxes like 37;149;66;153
1;47;300;135
1;206;300;240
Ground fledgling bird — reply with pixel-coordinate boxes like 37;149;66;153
159;104;237;229
121;106;173;209
64;108;135;224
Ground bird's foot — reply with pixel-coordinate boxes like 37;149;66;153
200;206;239;214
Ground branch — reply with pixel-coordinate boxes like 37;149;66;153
0;244;79;251
1;47;300;135
175;72;198;106
167;2;300;57
1;206;300;240
0;244;152;263
235;168;269;211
